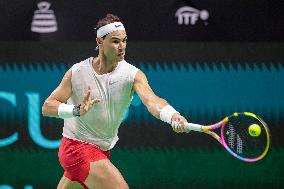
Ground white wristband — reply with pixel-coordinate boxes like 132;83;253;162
58;103;75;119
160;105;179;124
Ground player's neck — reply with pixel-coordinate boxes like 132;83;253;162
92;56;118;75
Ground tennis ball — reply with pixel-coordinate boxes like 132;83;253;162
248;124;261;137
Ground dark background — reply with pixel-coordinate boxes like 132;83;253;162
0;0;283;188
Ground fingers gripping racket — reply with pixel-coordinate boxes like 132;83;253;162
184;112;270;162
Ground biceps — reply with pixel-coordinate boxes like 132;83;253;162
46;70;72;103
48;84;72;103
135;82;166;107
134;70;168;110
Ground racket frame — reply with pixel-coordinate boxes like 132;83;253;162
184;112;270;162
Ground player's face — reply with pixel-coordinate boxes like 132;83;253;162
102;30;127;62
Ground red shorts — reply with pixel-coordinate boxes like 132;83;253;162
58;137;110;188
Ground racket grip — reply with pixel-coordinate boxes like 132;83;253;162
184;122;203;132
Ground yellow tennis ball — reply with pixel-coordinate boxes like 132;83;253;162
248;124;261;137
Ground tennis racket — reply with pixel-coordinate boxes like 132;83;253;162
184;112;270;162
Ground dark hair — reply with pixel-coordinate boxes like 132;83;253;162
95;14;121;30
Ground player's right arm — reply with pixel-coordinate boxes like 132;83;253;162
133;70;188;133
42;69;73;118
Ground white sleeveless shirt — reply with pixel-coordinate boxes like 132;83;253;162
62;57;139;151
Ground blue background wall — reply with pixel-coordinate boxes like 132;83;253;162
0;42;283;188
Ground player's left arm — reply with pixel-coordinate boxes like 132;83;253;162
133;70;188;133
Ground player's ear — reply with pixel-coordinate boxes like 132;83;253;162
96;37;103;48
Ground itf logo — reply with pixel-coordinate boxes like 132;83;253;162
175;6;209;25
31;1;58;33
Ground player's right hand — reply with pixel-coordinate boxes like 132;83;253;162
171;113;190;133
80;86;100;116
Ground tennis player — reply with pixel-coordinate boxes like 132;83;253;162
42;14;188;189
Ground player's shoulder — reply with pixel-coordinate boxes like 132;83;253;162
119;60;140;83
120;60;139;72
121;60;144;75
71;57;91;75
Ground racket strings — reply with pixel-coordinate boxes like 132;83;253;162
228;124;236;149
236;134;243;154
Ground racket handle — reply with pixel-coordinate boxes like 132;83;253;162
184;122;203;132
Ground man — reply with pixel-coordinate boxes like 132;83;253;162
42;14;188;189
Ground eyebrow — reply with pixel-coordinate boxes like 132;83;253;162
111;36;127;41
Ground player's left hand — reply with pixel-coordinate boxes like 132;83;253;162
80;86;101;115
171;113;190;133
